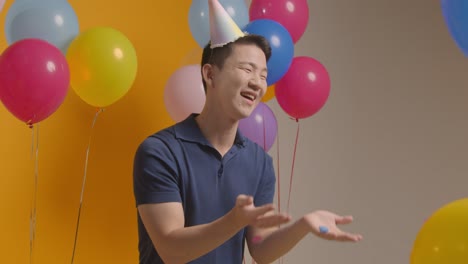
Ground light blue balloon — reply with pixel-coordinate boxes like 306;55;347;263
5;0;79;54
189;0;249;48
441;0;468;57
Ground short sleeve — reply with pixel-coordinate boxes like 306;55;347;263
133;135;182;206
254;154;276;207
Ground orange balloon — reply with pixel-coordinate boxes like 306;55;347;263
262;84;275;102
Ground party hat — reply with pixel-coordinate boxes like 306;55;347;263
209;0;245;48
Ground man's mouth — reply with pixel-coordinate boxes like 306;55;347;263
241;92;256;102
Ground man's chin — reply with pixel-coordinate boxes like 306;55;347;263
233;102;258;120
233;109;252;121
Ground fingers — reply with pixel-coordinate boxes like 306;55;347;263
335;215;354;225
322;228;363;242
335;231;363;242
254;213;291;228
236;195;276;217
235;195;288;227
333;215;362;241
250;203;275;217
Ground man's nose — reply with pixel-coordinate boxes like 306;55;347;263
248;76;262;90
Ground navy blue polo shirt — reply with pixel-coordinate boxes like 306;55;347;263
133;114;276;264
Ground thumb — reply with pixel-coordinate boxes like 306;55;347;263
236;195;253;207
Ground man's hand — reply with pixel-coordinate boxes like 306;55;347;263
244;208;362;263
231;194;291;228
302;210;363;242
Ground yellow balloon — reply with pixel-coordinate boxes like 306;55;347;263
67;27;138;107
411;198;468;264
262;84;275;102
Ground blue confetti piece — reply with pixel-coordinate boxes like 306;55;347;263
319;226;329;233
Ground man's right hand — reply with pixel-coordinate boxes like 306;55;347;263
231;194;291;228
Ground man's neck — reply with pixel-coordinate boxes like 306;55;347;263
195;109;238;157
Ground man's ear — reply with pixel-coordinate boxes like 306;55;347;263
202;64;214;84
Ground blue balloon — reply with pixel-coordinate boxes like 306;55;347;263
5;0;79;54
243;19;294;86
4;0;33;24
441;0;468;57
189;0;249;48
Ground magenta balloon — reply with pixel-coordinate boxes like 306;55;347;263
249;0;309;43
275;56;330;119
163;65;206;122
0;38;70;125
239;102;277;152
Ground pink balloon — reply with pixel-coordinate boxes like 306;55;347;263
249;0;309;43
275;56;330;119
163;65;206;122
0;38;70;125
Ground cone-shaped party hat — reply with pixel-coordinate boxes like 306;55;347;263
209;0;245;48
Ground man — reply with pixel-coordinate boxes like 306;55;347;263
133;1;362;263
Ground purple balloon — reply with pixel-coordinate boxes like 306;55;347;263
239;102;278;151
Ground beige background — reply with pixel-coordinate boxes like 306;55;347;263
247;0;468;263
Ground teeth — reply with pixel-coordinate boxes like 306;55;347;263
241;92;255;101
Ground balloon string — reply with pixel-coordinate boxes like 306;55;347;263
278;118;300;264
71;108;104;264
30;124;34;159
276;129;283;264
276;126;281;215
286;119;300;214
264;106;280;263
262;106;266;151
29;123;40;264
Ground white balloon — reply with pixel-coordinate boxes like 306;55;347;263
163;65;206;122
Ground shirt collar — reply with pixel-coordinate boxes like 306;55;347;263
174;114;246;147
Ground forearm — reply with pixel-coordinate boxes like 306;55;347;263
160;210;243;263
250;217;309;264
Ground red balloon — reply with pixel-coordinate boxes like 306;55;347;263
275;57;330;119
0;39;70;125
249;0;309;43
